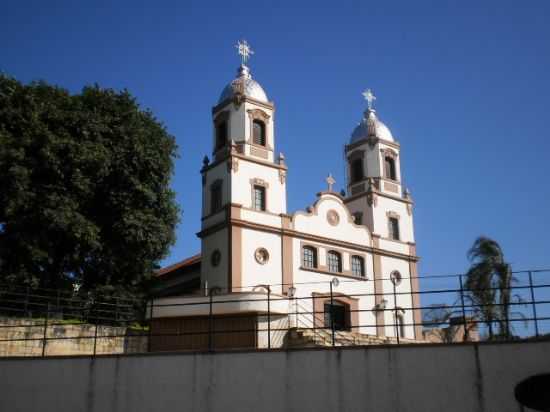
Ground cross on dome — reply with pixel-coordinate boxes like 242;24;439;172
362;89;376;110
236;39;254;66
326;174;336;192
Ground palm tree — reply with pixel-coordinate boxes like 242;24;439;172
464;236;513;339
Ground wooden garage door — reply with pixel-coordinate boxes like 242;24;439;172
150;315;257;352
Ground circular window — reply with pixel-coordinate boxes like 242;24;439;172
327;209;340;226
211;250;221;267
390;271;402;286
254;248;270;265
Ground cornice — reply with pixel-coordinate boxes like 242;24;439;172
344;188;413;205
300;266;369;282
315;191;345;201
212;95;275;115
205;218;420;262
345;137;400;152
201;152;287;174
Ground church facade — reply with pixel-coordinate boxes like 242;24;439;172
150;42;422;349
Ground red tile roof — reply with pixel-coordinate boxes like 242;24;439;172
156;253;201;277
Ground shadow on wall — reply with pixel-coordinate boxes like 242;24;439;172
515;374;550;412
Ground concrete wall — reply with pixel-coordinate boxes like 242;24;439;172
0;341;548;412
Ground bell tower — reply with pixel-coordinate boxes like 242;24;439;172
343;90;415;244
198;40;288;293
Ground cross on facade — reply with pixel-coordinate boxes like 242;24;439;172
326;173;336;192
362;88;376;110
236;39;254;66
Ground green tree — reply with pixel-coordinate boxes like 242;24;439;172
464;236;514;339
0;74;179;299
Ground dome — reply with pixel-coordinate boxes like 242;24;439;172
218;65;268;104
350;109;394;143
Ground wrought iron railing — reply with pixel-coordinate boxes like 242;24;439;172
0;269;548;357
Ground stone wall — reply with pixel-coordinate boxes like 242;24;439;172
0;317;147;357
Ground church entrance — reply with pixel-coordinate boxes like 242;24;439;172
324;301;350;331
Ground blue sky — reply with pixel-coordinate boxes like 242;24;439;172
2;0;549;279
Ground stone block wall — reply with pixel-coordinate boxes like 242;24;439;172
0;317;148;357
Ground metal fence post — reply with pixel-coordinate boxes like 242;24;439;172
295;296;298;328
93;308;99;356
24;286;30;317
488;312;494;340
56;290;61;314
115;298;119;324
459;275;469;342
330;281;335;347
147;299;153;352
267;288;271;349
528;271;540;338
393;282;399;344
505;281;511;340
208;290;214;352
42;303;49;357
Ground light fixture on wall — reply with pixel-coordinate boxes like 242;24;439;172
288;286;296;298
375;299;388;311
331;278;340;287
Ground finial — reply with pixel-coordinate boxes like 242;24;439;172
362;88;376;110
235;39;254;66
326;174;336;192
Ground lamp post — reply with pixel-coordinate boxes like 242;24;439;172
330;278;339;347
288;286;297;328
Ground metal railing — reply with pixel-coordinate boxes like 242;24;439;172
0;269;549;357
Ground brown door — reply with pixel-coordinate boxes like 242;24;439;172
150;315;257;352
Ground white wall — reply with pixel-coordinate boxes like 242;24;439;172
372;195;414;243
289;194;378;335
200;228;228;291
240;227;283;294
293;194;371;246
379;256;414;338
292;266;378;336
2;341;548;412
257;314;289;348
231;158;287;215
202;161;229;221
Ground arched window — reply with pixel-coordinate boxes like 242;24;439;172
215;121;228;151
327;251;342;273
396;313;405;338
351;256;365;277
351;158;364;183
210;180;222;213
384;156;396;180
253;119;266;146
302;246;317;269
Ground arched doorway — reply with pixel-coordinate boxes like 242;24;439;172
324;300;350;331
312;292;359;332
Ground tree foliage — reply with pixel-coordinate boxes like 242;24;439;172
464;236;516;338
0;74;179;298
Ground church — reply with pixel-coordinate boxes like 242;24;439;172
149;41;422;350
